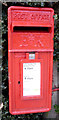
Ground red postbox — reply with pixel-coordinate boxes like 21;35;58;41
8;6;54;115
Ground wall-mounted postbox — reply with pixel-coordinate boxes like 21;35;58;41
8;6;54;115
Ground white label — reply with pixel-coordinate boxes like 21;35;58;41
23;62;41;96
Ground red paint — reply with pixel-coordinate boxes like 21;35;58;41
8;6;54;115
52;88;59;92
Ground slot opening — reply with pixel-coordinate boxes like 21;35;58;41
13;26;51;33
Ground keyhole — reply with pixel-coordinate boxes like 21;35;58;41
18;81;20;84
